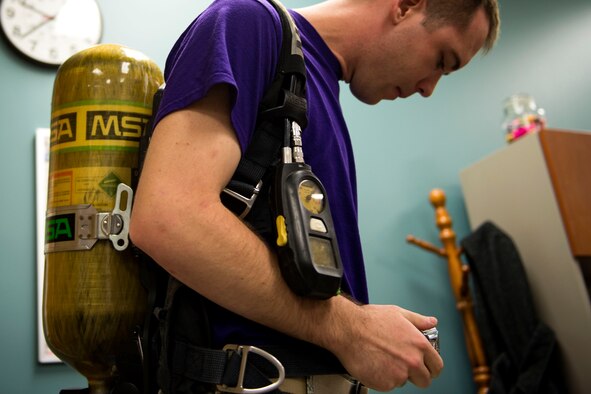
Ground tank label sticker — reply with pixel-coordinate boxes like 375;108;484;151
50;104;152;152
48;170;74;207
99;172;124;198
48;167;131;210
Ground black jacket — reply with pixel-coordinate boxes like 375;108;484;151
461;221;568;394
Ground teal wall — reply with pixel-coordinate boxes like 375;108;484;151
1;1;590;393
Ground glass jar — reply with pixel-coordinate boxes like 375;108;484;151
502;93;546;143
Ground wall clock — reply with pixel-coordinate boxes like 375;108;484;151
0;0;103;67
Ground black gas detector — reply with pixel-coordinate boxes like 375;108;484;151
273;121;343;299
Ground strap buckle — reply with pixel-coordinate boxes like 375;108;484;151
222;180;263;219
45;183;133;253
217;345;285;394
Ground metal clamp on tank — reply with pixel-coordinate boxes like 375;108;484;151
45;183;133;253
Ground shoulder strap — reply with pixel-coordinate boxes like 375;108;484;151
260;0;307;119
221;0;307;218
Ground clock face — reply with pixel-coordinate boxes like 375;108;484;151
0;0;102;66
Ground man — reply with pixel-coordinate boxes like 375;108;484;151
130;0;500;392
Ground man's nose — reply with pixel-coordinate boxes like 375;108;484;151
417;72;443;97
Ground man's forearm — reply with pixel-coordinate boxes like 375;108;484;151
131;190;351;353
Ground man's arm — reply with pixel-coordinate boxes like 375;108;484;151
130;84;443;391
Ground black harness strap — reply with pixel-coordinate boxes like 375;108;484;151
172;341;346;391
222;0;307;218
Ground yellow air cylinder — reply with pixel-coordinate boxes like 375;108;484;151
44;44;163;394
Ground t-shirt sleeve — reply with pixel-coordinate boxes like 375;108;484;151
155;0;281;152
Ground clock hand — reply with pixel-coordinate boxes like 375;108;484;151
19;15;54;38
17;0;55;19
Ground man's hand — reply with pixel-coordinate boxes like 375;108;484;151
324;299;444;391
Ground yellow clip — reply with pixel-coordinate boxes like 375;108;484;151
276;215;288;246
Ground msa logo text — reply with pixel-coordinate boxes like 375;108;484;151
46;214;75;243
50;113;77;146
87;111;150;141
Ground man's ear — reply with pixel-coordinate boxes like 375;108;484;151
393;0;426;23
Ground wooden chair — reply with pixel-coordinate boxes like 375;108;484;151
407;189;490;394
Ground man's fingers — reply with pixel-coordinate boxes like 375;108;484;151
397;306;438;330
408;362;433;388
425;344;444;378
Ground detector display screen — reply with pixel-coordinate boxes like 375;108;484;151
298;179;325;214
309;236;337;269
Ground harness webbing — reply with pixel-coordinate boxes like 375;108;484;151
221;0;308;218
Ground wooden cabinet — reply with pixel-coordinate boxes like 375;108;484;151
460;129;591;394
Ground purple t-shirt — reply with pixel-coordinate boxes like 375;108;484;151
156;0;368;347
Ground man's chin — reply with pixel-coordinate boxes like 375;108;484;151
350;86;381;105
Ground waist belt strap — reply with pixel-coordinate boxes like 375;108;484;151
172;340;346;392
